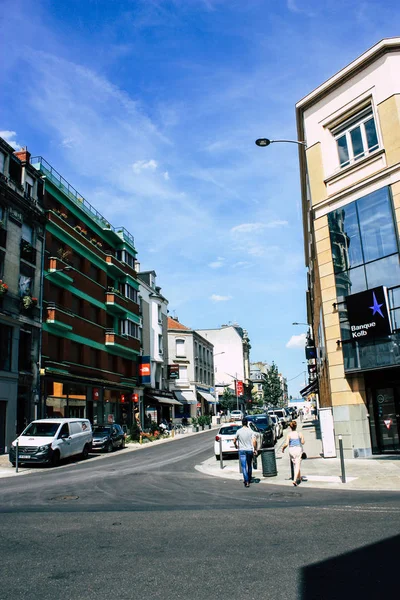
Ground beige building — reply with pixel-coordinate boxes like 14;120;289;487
296;38;400;457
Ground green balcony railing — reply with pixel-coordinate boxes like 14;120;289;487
30;156;135;249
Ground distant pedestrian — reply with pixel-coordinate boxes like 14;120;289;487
233;417;258;488
281;421;305;487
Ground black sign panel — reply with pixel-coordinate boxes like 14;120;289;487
168;364;179;379
305;346;317;360
345;286;391;341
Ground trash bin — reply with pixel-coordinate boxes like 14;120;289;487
260;448;277;477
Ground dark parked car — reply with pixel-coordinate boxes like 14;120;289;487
246;414;275;447
92;424;126;453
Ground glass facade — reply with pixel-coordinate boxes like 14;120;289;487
328;186;400;371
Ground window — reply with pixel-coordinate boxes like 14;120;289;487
0;324;13;371
120;319;139;339
18;329;32;371
19;263;35;297
116;249;135;268
158;334;163;355
176;339;185;357
332;105;379;168
70;342;82;363
178;365;188;380
124;283;138;303
158;304;162;323
22;223;33;243
25;175;34;198
0;152;5;174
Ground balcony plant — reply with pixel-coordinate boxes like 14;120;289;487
21;295;38;310
0;280;8;296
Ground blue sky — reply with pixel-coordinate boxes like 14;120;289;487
1;0;400;397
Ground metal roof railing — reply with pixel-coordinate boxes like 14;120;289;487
30;156;135;249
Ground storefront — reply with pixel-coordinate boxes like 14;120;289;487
43;378;140;430
143;389;182;425
196;386;216;416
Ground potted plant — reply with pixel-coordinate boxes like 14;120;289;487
191;417;199;432
197;415;206;431
204;415;212;430
0;279;8;296
21;295;38;310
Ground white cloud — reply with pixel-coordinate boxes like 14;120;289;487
231;222;265;235
230;220;288;235
233;261;251;268
132;159;158;174
286;333;307;349
210;294;232;302
0;130;21;149
163;171;170;180
287;0;315;16
209;257;225;269
61;137;75;148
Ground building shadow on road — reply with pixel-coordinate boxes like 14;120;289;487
300;534;399;599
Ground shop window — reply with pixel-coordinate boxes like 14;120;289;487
0;324;13;371
332;104;379;168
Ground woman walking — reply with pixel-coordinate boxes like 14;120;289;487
282;421;305;486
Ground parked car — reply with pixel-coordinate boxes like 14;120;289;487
229;410;244;421
246;414;275;447
269;414;283;439
9;418;92;467
268;409;289;428
214;421;262;460
92;424;126;452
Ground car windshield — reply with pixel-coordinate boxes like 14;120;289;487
252;417;270;429
274;411;284;417
93;426;111;434
22;422;60;437
220;426;240;435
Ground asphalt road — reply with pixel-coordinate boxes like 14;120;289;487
1;430;399;600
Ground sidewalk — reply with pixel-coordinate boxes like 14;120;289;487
197;420;400;492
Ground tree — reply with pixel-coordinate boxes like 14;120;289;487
219;387;237;412
263;362;283;407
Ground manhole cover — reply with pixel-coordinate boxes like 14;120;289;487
50;495;79;501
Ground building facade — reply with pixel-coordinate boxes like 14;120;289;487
168;317;215;419
0;142;45;453
137;270;177;422
31;156;142;431
296;38;400;456
196;324;251;408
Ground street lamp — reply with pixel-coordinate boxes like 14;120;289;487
255;138;307;147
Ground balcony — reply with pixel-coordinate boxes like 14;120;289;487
105;254;125;277
47;211;105;260
46;257;74;285
31;156;136;252
20;239;36;265
105;289;129;315
46;303;74;332
105;329;141;357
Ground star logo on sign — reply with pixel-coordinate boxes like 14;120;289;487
369;292;384;318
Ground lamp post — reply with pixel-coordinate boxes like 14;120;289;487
213;352;225;416
255;138;307;148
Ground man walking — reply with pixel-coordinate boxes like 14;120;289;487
234;417;258;488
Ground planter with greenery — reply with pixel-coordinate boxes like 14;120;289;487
204;415;212;429
0;280;9;296
21;295;38;311
197;415;206;431
191;417;199;432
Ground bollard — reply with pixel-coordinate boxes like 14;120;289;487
338;435;346;483
171;429;175;438
15;440;19;473
139;434;143;445
219;438;224;469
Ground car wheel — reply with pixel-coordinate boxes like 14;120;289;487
81;444;90;460
11;462;15;467
106;442;113;453
50;451;60;468
215;454;220;461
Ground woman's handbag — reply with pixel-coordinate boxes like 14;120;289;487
301;451;307;459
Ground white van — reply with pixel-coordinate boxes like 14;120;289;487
9;418;93;467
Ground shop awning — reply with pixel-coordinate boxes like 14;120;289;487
173;390;197;405
152;396;182;406
197;390;217;404
300;379;318;398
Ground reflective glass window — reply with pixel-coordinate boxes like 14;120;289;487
365;255;400;289
365;118;378;151
350;126;364;160
357;188;397;263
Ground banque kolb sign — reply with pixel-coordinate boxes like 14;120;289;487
345;286;391;340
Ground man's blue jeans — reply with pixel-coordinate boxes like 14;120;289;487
238;450;253;484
